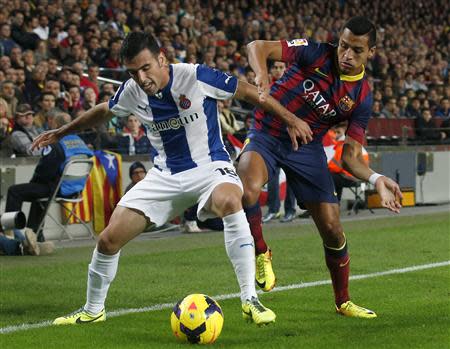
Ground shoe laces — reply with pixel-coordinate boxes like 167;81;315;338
64;307;85;318
342;301;368;313
246;297;266;313
256;255;266;280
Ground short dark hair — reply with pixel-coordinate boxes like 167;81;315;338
120;32;160;63
129;161;147;179
40;91;55;101
343;16;376;48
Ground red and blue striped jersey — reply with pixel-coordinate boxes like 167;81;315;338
252;39;373;145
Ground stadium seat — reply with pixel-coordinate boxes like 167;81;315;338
35;158;95;241
366;119;417;144
346;180;374;215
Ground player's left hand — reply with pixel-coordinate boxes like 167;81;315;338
375;176;403;213
287;118;313;150
255;74;270;103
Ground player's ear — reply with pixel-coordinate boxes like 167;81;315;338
367;46;376;59
158;52;166;67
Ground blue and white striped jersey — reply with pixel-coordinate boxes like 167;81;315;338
108;63;238;174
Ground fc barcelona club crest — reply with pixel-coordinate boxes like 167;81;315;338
179;94;191;109
338;95;355;112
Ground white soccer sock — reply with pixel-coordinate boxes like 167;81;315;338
223;210;258;303
84;247;121;315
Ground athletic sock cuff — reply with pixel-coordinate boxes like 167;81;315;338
243;202;260;216
324;240;348;258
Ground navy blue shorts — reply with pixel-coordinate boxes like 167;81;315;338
242;131;338;207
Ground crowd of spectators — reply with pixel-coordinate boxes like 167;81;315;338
0;0;448;156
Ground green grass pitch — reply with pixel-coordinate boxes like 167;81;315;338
1;212;448;348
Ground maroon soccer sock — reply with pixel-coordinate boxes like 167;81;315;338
244;203;268;254
324;240;350;307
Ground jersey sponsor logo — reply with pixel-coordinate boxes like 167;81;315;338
178;94;191;109
148;112;200;133
287;38;308;47
338;95;355;112
302;79;337;119
314;67;329;78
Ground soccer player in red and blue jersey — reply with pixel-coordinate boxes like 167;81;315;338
238;16;403;318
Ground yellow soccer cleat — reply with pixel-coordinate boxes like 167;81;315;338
336;301;377;319
53;308;106;325
242;297;276;326
255;249;276;292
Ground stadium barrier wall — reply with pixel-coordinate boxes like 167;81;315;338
1;149;448;240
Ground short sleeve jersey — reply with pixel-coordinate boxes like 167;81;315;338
109;63;238;174
252;39;373;144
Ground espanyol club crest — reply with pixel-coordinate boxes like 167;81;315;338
179;94;191;109
338;95;355;112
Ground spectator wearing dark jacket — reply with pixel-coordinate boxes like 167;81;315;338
117;114;152;155
23;66;46;105
415;109;441;142
406;98;421;119
0;23;18;56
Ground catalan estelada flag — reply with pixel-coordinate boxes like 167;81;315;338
91;150;123;234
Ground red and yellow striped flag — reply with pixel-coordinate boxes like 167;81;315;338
91;150;123;234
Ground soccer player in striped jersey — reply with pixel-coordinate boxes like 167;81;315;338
237;16;402;318
32;32;311;327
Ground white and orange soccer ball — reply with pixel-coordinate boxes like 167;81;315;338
171;294;224;344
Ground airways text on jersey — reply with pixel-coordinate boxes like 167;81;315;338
302;79;337;120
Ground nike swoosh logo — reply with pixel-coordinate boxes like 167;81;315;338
75;313;104;324
137;105;148;111
339;259;350;267
240;243;254;248
314;67;328;78
256;280;266;288
242;309;252;317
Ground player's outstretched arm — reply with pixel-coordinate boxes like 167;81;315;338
32;102;113;150
234;80;313;149
247;40;283;103
342;136;402;213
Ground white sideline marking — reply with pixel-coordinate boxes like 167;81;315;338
1;260;449;335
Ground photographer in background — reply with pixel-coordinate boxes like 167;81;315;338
4;112;92;242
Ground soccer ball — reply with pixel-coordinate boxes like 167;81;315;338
171;294;224;344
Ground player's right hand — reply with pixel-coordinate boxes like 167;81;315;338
287;118;313;150
255;74;270;103
375;176;403;213
31;129;62;151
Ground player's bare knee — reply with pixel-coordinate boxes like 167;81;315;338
216;194;242;217
242;182;260;206
97;231;121;255
321;222;345;247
